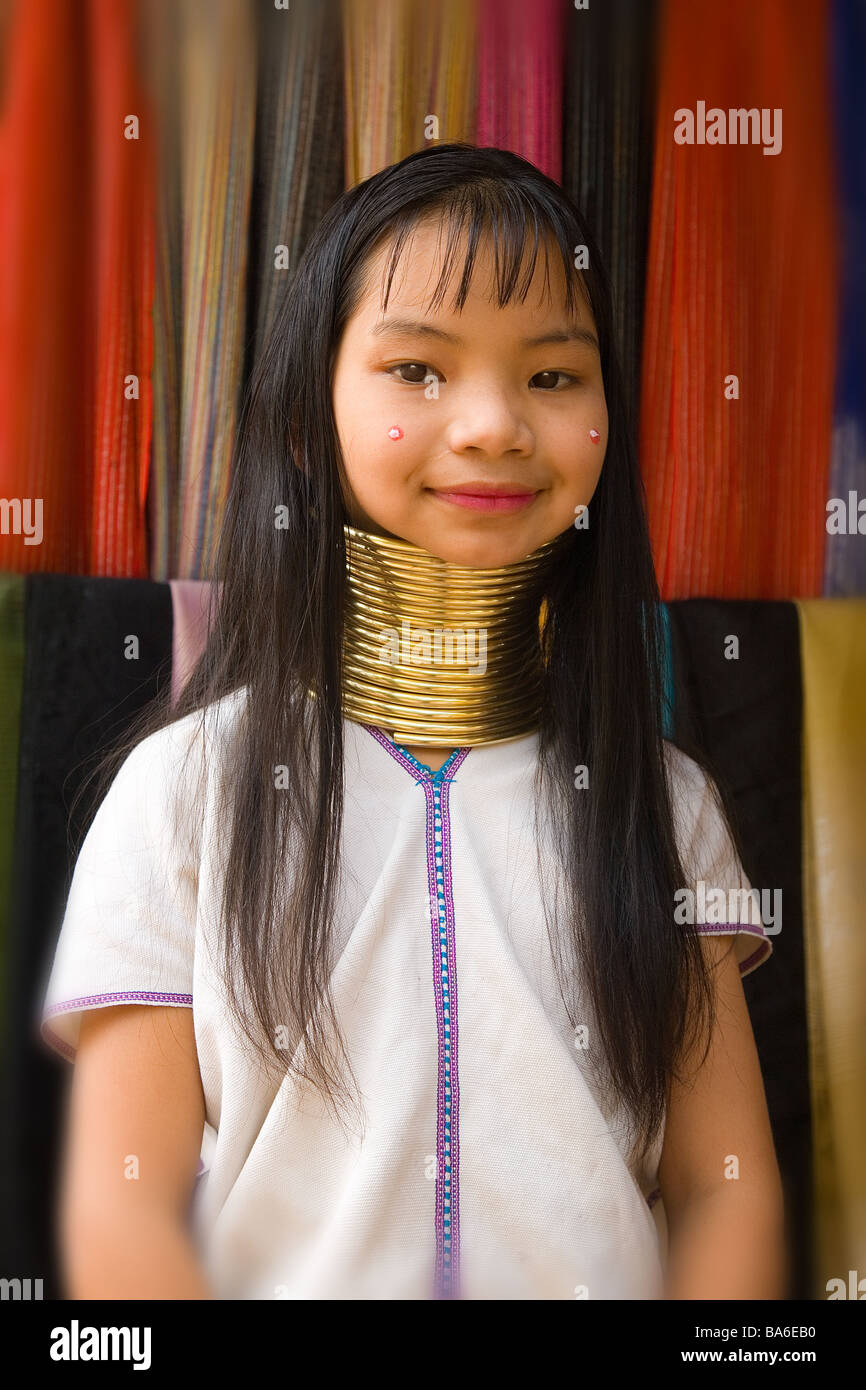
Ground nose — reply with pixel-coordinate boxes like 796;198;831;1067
444;384;533;459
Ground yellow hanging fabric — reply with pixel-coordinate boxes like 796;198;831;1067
797;598;866;1294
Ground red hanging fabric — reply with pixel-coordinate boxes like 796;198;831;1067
0;0;154;576
639;0;839;598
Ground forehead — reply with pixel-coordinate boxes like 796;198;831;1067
355;215;590;327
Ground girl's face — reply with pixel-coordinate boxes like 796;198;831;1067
331;218;608;567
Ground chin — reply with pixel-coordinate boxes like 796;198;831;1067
418;531;540;568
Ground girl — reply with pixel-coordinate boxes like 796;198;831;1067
40;143;784;1300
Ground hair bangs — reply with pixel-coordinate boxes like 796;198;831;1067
376;186;589;323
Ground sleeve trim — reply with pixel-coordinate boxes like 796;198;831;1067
691;922;773;977
41;991;194;1062
735;939;772;977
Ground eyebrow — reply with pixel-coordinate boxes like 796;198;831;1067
370;317;600;352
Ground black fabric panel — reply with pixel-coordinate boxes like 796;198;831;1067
668;599;810;1299
562;0;659;429
244;0;345;389
0;576;173;1295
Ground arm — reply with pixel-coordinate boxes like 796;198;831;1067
657;935;787;1299
58;1004;213;1299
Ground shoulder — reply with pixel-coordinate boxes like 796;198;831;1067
661;739;743;883
663;740;774;976
662;738;709;800
661;739;718;841
123;685;249;777
144;685;249;761
38;696;253;1063
96;687;250;836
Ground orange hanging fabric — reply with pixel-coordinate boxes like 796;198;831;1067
89;0;155;576
640;0;839;598
0;0;154;576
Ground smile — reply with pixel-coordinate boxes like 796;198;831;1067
429;490;539;515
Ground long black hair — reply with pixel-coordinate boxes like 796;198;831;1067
73;143;739;1165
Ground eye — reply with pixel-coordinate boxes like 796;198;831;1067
388;362;442;385
530;370;580;391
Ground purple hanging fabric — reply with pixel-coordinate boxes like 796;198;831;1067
823;0;866;595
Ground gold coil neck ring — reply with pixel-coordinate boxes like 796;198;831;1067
339;522;568;746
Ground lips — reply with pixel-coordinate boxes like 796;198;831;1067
432;482;538;497
429;485;539;515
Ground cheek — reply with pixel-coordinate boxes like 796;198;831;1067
349;399;435;474
555;416;608;510
581;393;609;471
335;378;391;467
585;386;608;438
339;374;418;452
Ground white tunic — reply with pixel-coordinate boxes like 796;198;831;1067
40;687;772;1300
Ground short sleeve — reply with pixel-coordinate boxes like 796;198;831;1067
664;742;774;978
39;717;205;1061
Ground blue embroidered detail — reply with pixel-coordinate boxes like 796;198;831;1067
359;726;466;1298
391;741;463;786
429;768;458;1297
